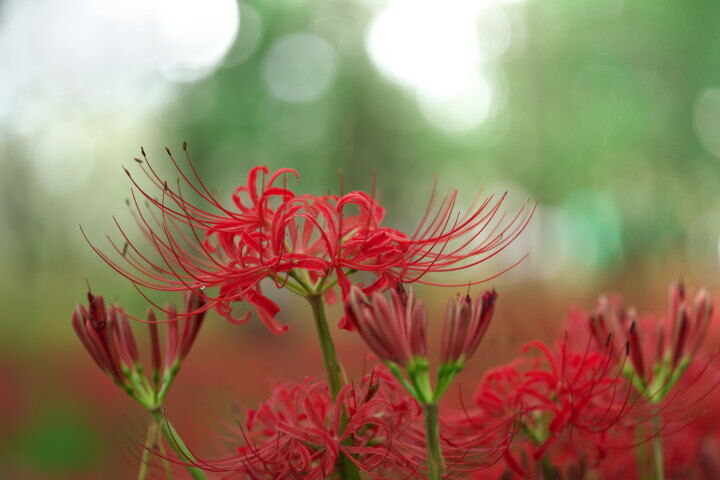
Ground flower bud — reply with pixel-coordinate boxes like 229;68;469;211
440;290;496;365
344;285;426;366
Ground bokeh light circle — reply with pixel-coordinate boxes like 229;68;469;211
155;0;240;82
261;33;338;103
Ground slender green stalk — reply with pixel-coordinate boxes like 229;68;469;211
155;425;176;480
305;295;360;480
307;295;343;398
136;420;158;480
151;409;208;480
423;403;444;480
539;455;555;480
651;416;665;480
521;423;555;480
634;424;650;480
338;457;361;480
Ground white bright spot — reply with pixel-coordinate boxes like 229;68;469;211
367;1;479;98
0;0;239;191
418;74;494;132
224;3;264;67
366;0;513;131
261;33;338;103
156;0;240;82
475;5;513;61
0;0;240;126
693;88;720;159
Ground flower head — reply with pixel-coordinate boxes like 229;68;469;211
344;285;427;367
588;282;713;400
344;284;497;404
72;292;135;386
461;338;636;476
440;289;497;366
72;290;206;409
86;146;532;333
194;367;424;479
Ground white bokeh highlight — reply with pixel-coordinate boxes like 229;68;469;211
366;0;515;132
0;0;240;193
261;33;338;104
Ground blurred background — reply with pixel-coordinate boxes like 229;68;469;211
2;0;720;477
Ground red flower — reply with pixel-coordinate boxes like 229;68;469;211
344;285;497;404
587;282;713;400
440;289;497;366
85;146;533;333
572;283;720;479
344;285;428;367
193;367;425;479
72;290;206;408
459;339;635;477
72;292;133;386
597;355;720;480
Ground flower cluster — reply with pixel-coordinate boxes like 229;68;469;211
85;146;533;333
73;289;210;480
454;338;634;478
73;290;206;409
344;284;496;405
587;282;712;401
72;156;719;480
195;367;424;479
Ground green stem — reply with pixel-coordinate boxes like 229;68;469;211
155;424;175;480
305;295;359;480
521;423;555;480
307;295;343;398
651;416;665;480
338;456;361;480
423;403;444;480
540;455;555;480
151;410;208;480
136;420;158;480
635;424;650;480
155;362;180;405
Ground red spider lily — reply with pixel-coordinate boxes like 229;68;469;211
458;338;635;477
440;289;496;366
344;285;427;367
85;145;533;334
185;365;511;479
72;292;133;386
344;285;497;405
564;283;720;479
72;290;205;408
189;367;427;479
587;282;713;400
596;352;720;480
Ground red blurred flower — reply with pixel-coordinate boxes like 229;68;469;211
587;282;712;401
597;354;720;480
458;338;635;477
85;146;532;333
563;282;720;479
193;367;425;479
